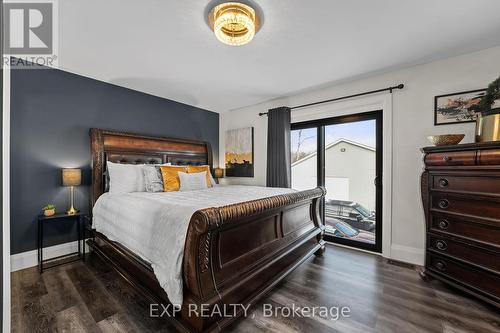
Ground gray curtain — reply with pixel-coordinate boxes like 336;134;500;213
266;106;291;188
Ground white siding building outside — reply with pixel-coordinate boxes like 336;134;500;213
291;139;376;211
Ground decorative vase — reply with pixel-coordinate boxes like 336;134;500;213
44;208;55;217
475;113;500;142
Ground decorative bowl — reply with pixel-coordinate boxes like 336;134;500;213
427;134;465;146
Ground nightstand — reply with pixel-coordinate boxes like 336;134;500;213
37;212;86;273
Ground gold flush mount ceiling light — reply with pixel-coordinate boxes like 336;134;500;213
209;2;259;46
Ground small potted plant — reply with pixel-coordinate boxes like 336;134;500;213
476;75;500;142
43;204;56;217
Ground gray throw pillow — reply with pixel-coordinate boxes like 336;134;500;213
143;165;164;192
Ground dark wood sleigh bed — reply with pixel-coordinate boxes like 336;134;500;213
88;128;326;332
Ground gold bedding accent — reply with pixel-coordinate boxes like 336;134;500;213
160;165;187;192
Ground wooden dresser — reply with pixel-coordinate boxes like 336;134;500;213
421;142;500;308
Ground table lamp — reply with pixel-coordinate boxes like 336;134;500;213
62;168;81;215
214;167;224;184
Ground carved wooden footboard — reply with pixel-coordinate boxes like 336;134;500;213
181;186;326;332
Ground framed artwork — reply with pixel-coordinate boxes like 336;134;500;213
434;89;486;125
225;127;254;177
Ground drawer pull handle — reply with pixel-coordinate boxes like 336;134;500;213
438;220;449;229
438;199;449;209
436;240;447;251
443;156;452;162
434;261;446;271
439;179;449;187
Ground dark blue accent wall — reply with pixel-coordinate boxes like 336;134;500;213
10;67;219;254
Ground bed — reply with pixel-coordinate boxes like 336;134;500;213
88;128;326;333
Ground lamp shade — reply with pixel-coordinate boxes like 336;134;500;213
62;168;81;186
214;167;224;178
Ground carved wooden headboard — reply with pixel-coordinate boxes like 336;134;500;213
90;128;212;207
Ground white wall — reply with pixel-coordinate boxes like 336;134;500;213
325;142;376;211
291;155;317;191
219;46;500;265
2;60;11;333
291;141;376;210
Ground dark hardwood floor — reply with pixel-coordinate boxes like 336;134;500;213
11;244;500;333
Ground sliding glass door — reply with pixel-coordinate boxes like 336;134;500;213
291;111;382;252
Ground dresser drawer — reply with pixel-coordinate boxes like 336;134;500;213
478;148;500;165
425;151;476;166
427;253;500;298
428;234;500;273
431;193;500;220
431;175;500;196
430;214;500;247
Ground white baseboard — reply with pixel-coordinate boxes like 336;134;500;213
11;241;89;272
390;244;425;266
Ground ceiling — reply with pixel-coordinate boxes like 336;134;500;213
58;0;500;112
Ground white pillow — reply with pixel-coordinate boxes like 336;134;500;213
178;171;208;191
107;161;146;193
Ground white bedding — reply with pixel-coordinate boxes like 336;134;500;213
92;185;295;306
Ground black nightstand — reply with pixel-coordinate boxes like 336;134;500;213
37;212;86;273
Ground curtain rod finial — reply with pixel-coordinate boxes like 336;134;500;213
397;83;404;89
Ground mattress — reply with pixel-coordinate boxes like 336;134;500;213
92;185;295;306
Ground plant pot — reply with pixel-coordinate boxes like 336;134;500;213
475;113;500;142
44;208;55;217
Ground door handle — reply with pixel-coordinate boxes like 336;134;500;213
374;176;381;186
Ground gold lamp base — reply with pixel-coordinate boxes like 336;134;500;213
66;186;79;215
66;206;79;215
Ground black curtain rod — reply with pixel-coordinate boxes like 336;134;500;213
258;83;404;116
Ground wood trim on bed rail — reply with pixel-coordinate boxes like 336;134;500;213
181;187;326;332
200;187;326;227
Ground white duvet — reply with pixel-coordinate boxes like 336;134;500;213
92;185;294;306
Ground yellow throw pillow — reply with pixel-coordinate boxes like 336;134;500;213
187;165;213;188
159;165;188;192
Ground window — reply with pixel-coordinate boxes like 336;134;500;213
291;111;382;252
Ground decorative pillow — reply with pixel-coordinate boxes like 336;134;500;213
159;165;188;192
187;165;214;187
143;164;169;192
107;161;146;193
178;171;208;191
